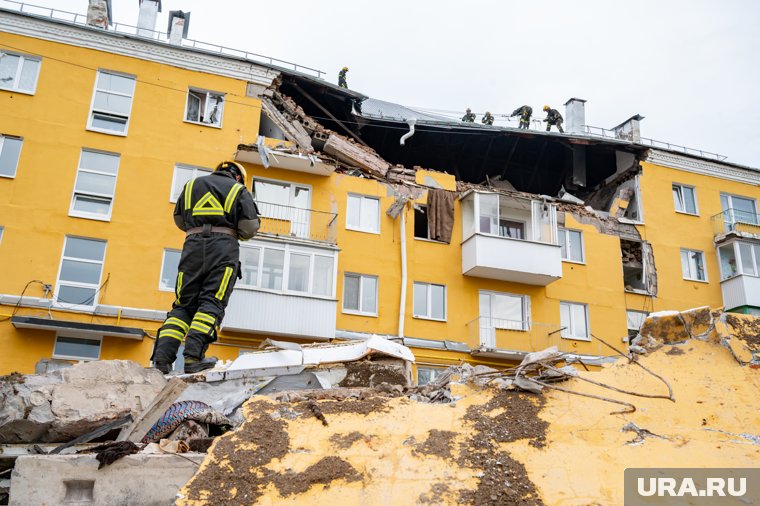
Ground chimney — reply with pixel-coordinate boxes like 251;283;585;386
167;10;191;45
86;0;111;29
137;0;161;37
612;114;645;143
564;98;586;134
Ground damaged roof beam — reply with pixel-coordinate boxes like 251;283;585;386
290;82;370;148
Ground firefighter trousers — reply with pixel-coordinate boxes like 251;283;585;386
151;233;240;365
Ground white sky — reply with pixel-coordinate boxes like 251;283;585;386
16;0;760;167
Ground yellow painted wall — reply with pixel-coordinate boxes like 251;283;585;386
638;161;759;312
2;29;758;375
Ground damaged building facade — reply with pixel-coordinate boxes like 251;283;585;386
1;2;759;379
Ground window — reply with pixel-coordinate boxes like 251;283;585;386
672;184;698;215
88;70;136;135
0;226;3;244
626;310;648;339
346;194;380;234
0;52;40;94
414;205;429;239
560;302;589;340
185;88;225;127
479;291;529;331
343;273;378;315
476;193;532;240
680;249;707;282
720;193;758;228
621;239;648;292
171;164;212;202
55;237;107;307
160;249;181;291
558;228;584;262
69;150;120;220
239;242;335;297
413;282;446;321
719;241;760;280
417;366;445;386
53;335;102;361
254;178;311;238
0;135;23;178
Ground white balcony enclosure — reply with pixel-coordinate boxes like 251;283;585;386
221;239;338;339
460;190;562;285
717;239;760;311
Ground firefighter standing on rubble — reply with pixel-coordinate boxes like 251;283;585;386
338;67;348;88
151;161;260;374
510;105;533;129
543;105;564;133
481;111;494;125
461;108;476;123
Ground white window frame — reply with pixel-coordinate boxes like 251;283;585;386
52;333;102;361
342;272;378;317
54;236;107;308
69;149;120;222
87;70;136;136
170;164;212;203
184;87;225;128
412;281;447;322
720;193;758;228
238;242;337;298
626;310;648;332
558;227;585;263
159;248;181;292
416;365;446;386
560;301;590;341
346;193;380;234
0;225;4;245
719;241;760;279
479;290;530;331
0;51;41;94
680;248;708;282
0;135;23;179
672;183;699;215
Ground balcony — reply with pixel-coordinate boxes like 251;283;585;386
460;191;562;285
257;201;337;244
717;239;760;311
711;208;760;243
465;317;603;356
236;146;335;176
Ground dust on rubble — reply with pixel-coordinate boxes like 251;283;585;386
272;456;361;497
413;429;458;459
329;431;369;450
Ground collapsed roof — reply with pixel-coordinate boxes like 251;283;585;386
276;73;648;198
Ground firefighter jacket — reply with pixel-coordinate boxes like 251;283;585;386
173;171;259;240
546;109;563;124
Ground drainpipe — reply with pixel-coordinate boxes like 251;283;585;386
400;118;417;146
398;208;407;338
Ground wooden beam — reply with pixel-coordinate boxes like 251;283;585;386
117;377;187;443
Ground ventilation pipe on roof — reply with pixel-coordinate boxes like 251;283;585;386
167;10;191;45
564;98;586;134
137;0;161;37
86;0;111;29
400;118;417;146
612;115;645;143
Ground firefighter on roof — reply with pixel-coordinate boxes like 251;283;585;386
510;105;533;129
462;108;476;123
543;105;564;133
151;161;260;374
338;67;348;88
482;111;495;126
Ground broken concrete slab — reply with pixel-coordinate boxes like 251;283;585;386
0;361;166;443
10;453;203;506
637;310;690;346
324;133;390;179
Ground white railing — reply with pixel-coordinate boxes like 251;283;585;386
583;125;727;161
0;0;325;78
256;201;337;243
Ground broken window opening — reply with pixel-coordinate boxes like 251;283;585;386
259;110;288;141
186;88;225;127
626;310;648;341
414;205;429;239
621;239;647;292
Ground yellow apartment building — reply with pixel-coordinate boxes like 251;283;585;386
0;2;758;379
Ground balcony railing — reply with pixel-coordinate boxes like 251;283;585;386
256;201;337;244
711;208;760;239
465;317;604;356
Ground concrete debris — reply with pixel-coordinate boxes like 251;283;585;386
0;360;166;444
324;133;390;179
621;422;667;446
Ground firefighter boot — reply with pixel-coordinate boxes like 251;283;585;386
154;362;171;375
184;356;218;374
